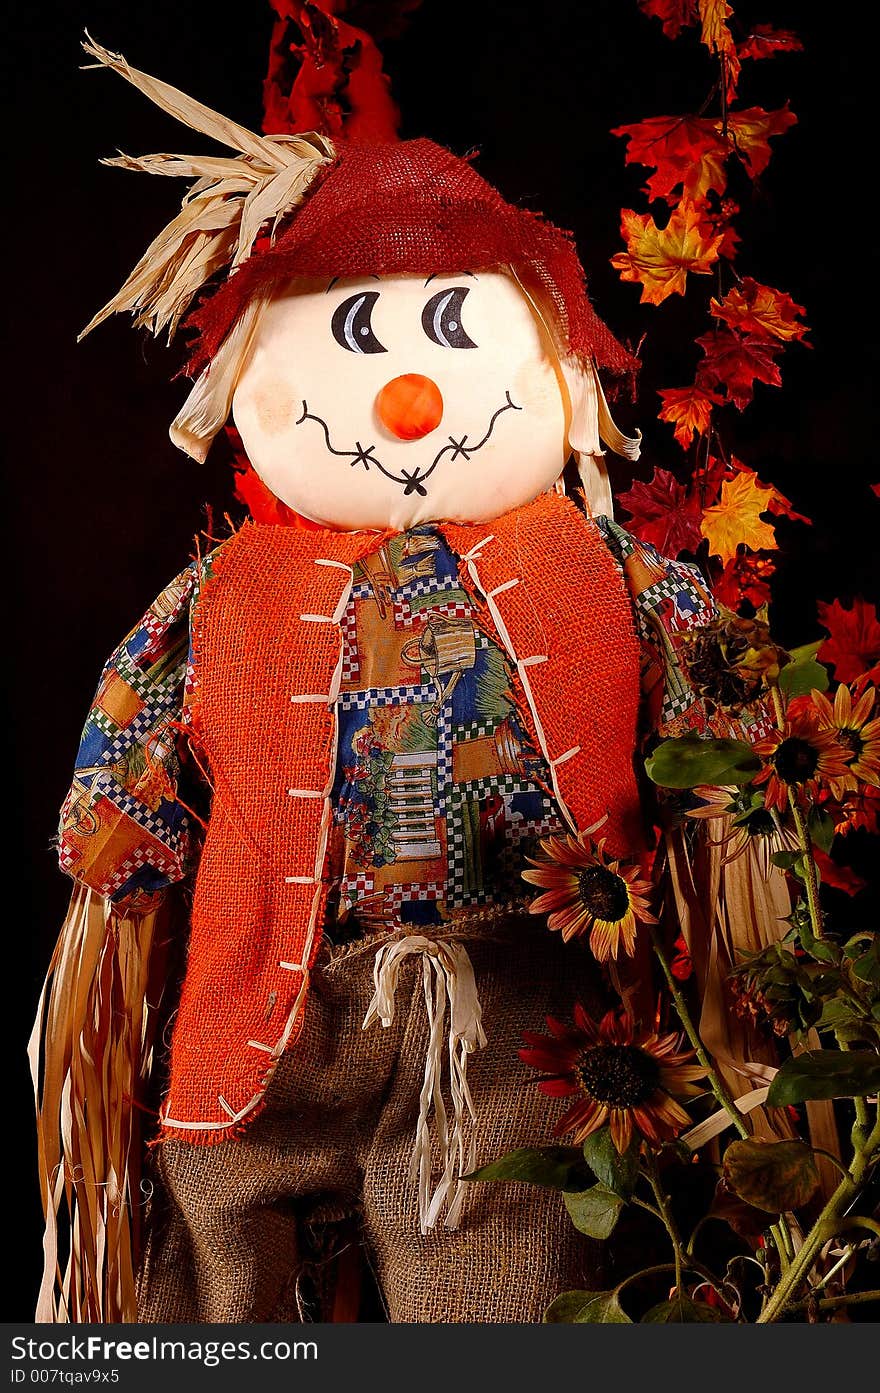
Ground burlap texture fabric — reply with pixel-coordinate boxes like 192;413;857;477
162;494;641;1141
189;139;637;377
138;919;609;1323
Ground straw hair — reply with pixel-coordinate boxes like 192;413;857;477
29;887;173;1321
78;34;335;345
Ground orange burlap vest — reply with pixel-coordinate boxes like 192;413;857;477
159;492;641;1141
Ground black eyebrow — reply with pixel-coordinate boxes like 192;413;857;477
423;271;479;286
325;275;381;293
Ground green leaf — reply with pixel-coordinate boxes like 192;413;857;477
544;1289;632;1324
788;642;823;664
644;736;761;790
642;1294;726;1323
846;935;880;987
808;806;836;854
464;1145;591;1190
722;1138;820;1212
563;1183;625;1239
771;850;801;871
778;655;830;697
582;1127;640;1199
767;1050;880;1105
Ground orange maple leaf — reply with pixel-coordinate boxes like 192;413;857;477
658;384;723;447
710;277;810;343
612;115;729;203
700;471;778;562
699;0;741;96
720;105;798;178
612;200;725;305
729;459;812;527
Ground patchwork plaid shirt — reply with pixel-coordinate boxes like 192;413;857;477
57;516;771;912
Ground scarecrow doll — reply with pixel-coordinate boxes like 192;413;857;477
32;37;801;1325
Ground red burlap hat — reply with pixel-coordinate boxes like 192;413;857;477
188;138;636;377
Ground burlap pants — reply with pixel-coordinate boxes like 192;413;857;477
138;920;608;1323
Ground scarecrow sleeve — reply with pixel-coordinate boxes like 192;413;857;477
56;561;207;909
595;517;836;1153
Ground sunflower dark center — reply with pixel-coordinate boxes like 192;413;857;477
577;1044;661;1107
745;808;776;837
773;737;819;783
576;866;630;921
837;727;864;759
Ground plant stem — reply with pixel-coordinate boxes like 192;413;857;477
651;927;749;1139
756;1111;880;1323
644;1154;686;1294
835;1215;880;1241
614;1260;717;1295
768;683;824;941
788;795;825;940
631;1196;666;1225
786;1288;880;1316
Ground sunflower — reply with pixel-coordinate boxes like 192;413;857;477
520;1005;706;1153
810;683;880;797
686;784;799;876
752;708;851;812
522;833;657;960
679;613;789;713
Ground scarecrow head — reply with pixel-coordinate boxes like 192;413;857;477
81;38;640;530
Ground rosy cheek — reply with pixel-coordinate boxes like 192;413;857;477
245;382;297;437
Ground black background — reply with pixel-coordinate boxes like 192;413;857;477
5;0;876;1319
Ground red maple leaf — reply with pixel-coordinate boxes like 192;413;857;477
637;0;699;40
616;467;705;556
812;848;868;897
696;328;784;409
612;116;729;203
714;550;776;609
658;383;722;447
710;277;809;344
817;597;880;683
738;26;803;62
705;200;741;260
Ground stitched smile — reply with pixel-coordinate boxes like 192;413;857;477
295;392;522;497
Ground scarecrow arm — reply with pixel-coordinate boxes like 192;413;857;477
57;561;206;907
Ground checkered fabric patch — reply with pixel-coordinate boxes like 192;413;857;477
337;685;435;711
449;774;540;798
396;576;463;603
93;773;185;851
102;844;182;897
452;718;497;741
392;598;472;630
339;872;375;908
340;602;360;684
103;702;178;763
384;882;445;908
661;686;702;724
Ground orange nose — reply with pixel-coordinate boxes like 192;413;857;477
376;374;443;440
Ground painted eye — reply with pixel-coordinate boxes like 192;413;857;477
331;291;387;354
421;287;477;350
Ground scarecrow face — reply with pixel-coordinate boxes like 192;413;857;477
232;271;569;530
